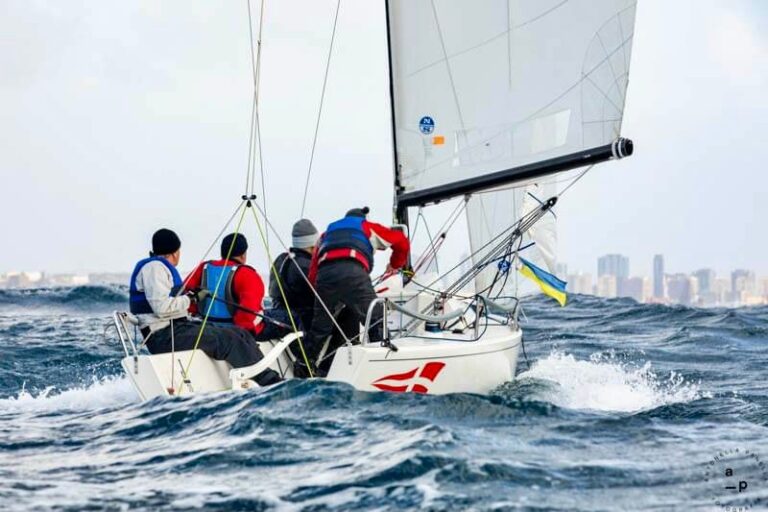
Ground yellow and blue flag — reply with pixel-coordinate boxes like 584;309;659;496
519;257;567;306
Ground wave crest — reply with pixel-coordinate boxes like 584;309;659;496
516;351;706;413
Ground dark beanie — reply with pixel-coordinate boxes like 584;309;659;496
151;228;181;256
345;206;370;218
221;233;248;259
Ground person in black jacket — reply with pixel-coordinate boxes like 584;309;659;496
269;218;318;333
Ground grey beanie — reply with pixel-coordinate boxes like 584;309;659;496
345;206;370;218
292;219;319;249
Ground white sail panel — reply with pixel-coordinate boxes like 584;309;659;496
388;0;637;196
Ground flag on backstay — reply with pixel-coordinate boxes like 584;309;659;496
519;257;567;306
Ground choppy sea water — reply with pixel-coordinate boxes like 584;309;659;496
1;286;767;511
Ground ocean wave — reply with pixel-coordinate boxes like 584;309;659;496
0;285;128;310
0;376;137;414
515;350;707;413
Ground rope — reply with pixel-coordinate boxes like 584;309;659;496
558;164;594;197
299;0;342;218
178;201;249;395
248;205;314;377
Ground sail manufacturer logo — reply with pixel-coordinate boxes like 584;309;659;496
419;116;435;134
371;362;446;393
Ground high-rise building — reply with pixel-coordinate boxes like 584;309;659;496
667;273;698;306
653;254;664;299
731;269;756;305
596;275;617;298
694;269;715;295
598;254;629;295
567;272;594;295
623;276;651;303
694;268;716;306
598;254;629;280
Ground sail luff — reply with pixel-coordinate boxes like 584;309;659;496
385;0;409;228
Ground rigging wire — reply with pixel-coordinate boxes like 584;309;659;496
251;201;353;345
299;0;342;218
179;202;250;395
246;0;270;248
179;201;247;293
248;205;314;376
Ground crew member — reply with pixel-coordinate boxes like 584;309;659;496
268;218;319;331
306;207;409;370
129;228;280;386
186;233;290;341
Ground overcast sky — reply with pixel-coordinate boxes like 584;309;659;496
1;0;766;280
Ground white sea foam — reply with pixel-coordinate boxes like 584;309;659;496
516;351;706;413
0;376;138;413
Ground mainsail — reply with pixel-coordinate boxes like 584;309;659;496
386;0;637;294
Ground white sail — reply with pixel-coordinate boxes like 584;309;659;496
387;0;637;196
466;182;557;296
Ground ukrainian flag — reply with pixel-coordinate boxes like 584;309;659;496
519;257;567;306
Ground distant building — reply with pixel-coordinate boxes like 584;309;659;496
667;273;698;306
712;278;731;306
596;275;617;298
623;276;651;303
694;268;717;306
731;269;756;302
653;254;665;299
598;254;629;280
598;254;629;296
567;272;594;295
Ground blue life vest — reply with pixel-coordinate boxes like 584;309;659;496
318;216;374;270
129;256;184;315
198;262;239;322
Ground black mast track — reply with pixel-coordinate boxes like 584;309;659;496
396;138;633;209
385;0;408;229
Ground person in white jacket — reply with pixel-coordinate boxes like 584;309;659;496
128;228;280;386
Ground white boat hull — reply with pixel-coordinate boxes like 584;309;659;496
121;325;521;401
327;325;521;395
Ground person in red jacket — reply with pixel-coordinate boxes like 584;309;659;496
305;207;410;373
186;233;290;341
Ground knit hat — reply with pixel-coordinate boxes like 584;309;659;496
221;233;248;259
292;219;319;249
345;206;370;218
151;228;181;256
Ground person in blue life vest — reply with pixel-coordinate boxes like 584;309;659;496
304;207;410;374
128;228;280;386
186;233;292;341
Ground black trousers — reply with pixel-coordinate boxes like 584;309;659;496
146;320;280;385
306;260;383;366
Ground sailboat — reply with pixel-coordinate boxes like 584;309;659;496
111;0;637;401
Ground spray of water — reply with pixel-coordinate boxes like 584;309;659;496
0;376;138;413
516;351;706;413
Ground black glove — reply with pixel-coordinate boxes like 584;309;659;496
186;288;210;303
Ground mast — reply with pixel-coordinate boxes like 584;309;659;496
397;138;633;209
384;0;408;229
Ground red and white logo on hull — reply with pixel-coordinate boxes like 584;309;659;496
371;362;446;393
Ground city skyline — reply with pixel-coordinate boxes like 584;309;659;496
563;252;768;308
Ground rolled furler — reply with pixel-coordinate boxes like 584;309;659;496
396;137;634;210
